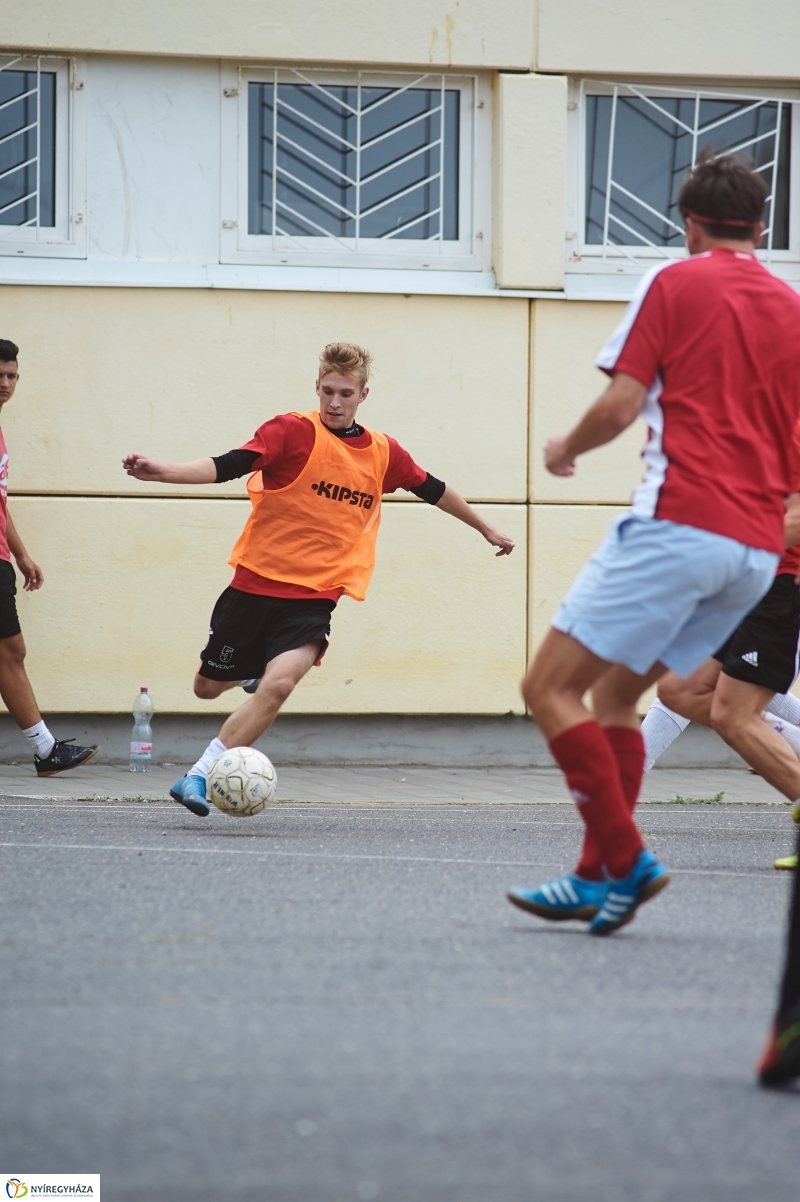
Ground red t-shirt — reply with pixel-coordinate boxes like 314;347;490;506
0;428;10;563
598;248;800;554
232;413;428;600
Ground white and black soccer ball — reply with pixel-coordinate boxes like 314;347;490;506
207;746;278;817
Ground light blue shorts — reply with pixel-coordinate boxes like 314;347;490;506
551;514;778;678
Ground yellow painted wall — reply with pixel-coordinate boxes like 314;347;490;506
530;299;645;504
11;0;800;77
1;285;534;716
493;73;566;291
3;0;534;69
537;0;800;80
11;498;527;715
2;287;529;503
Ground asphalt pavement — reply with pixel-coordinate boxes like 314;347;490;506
1;794;798;1202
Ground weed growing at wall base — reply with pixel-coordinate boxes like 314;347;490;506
649;791;726;805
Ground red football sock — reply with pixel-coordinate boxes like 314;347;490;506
575;726;645;881
549;720;644;880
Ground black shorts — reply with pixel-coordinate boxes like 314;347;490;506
0;559;21;640
713;572;800;694
198;588;335;681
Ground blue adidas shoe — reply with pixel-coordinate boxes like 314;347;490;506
588;849;670;936
169;774;210;817
507;874;607;922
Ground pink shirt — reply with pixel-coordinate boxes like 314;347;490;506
0;428;10;562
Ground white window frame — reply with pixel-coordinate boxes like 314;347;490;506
220;63;491;272
567;78;800;279
0;53;86;259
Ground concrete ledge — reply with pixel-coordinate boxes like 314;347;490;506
0;713;747;769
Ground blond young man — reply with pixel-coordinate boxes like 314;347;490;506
123;342;515;815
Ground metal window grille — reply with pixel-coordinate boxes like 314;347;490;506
0;56;56;227
584;83;791;262
247;69;460;249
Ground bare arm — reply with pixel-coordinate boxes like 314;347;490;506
122;454;217;485
435;485;515;557
785;492;800;549
544;371;647;477
6;509;43;591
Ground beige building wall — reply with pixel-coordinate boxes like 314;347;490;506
5;2;796;722
493;73;567;291
530;300;641;505
3;288;529;501
3;287;530;715
3;0;534;69
13;498;527;715
537;0;800;80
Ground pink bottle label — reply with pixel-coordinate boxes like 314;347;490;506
130;742;152;755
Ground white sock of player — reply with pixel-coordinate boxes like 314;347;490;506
23;720;56;759
641;696;692;773
190;737;227;780
764;691;800;727
763;712;800;759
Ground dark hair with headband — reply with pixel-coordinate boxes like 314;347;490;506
678;149;767;242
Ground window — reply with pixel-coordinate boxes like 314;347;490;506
0;60;56;227
0;54;82;255
576;82;798;266
222;67;488;270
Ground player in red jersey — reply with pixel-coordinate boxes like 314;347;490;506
123;342;515;816
0;339;98;775
506;154;800;935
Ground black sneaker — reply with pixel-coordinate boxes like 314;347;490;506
759;1001;800;1086
34;738;100;777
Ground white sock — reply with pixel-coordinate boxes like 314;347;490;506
190;737;227;780
23;720;56;759
764;691;800;726
641;697;691;773
763;712;800;759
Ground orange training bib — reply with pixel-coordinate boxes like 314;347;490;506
229;411;390;601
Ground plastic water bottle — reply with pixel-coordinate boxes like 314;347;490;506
130;687;154;772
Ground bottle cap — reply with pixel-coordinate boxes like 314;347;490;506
140;686;148;692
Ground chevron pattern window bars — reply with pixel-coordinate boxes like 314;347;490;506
584;83;791;262
247;69;461;249
0;56;56;228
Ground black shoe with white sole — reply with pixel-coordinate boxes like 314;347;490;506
34;739;100;777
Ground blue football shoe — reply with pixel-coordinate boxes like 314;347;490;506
507;874;607;922
169;773;210;817
588;849;670;936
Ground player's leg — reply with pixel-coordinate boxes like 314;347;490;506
0;573;98;775
510;632;667;932
641;697;691;772
710;676;800;801
0;633;43;729
218;642;322;747
193;675;243;700
758;821;800;1085
568;661;668;883
171;594;334;817
657;657;722;726
173;643;321;817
